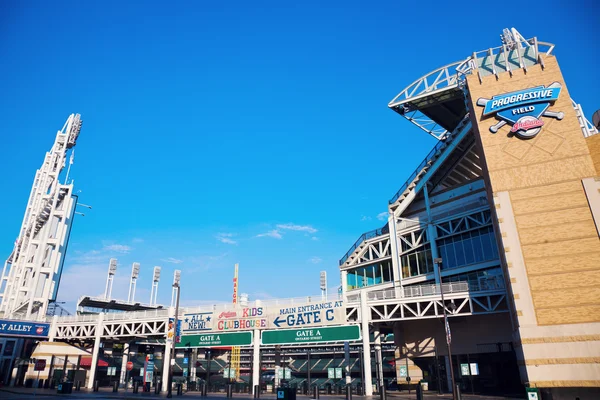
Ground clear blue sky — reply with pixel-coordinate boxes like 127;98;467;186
1;1;598;310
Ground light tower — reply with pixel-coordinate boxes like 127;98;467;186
150;266;161;305
0;114;83;321
127;262;140;303
170;270;181;307
104;258;118;299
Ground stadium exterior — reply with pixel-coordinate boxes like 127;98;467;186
0;28;598;400
339;28;600;399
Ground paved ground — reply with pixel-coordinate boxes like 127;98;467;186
0;387;524;400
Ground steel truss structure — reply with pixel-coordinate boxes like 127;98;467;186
53;309;169;340
0;114;82;320
388;28;598;140
345;283;507;323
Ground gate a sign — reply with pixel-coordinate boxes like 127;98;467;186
34;359;46;371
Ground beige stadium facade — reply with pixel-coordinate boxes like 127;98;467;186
338;28;600;400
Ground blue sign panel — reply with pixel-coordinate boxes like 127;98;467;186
0;319;50;337
477;82;563;139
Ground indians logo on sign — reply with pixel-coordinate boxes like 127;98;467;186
477;82;563;139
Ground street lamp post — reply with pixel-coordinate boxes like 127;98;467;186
167;281;181;398
434;258;457;400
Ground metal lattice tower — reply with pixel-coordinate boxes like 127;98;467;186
0;114;82;321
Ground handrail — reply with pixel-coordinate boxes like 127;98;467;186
346;278;505;303
338;224;390;266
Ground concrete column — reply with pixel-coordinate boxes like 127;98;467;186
423;184;441;285
360;292;373;396
162;336;173;391
48;315;59;342
87;313;104;389
373;329;384;391
388;213;403;286
190;348;198;381
252;329;260;395
120;343;130;386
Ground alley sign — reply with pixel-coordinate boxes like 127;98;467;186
271;300;344;329
0;319;49;337
176;331;253;348
261;325;360;345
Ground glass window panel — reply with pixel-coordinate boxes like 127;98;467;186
454;236;466;267
471;232;484;263
481;230;494;261
462;234;475;265
445;240;456;269
364;265;375;286
424;246;433;274
374;264;383;285
410;253;419;276
401;255;410;279
383;261;392;282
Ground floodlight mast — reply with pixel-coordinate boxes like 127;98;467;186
104;258;118;300
150;266;161;305
0;114;83;321
171;270;181;307
128;262;140;303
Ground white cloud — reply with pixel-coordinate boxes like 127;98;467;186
256;230;282;239
216;233;237;245
377;212;389;221
132;238;144;243
103;244;132;253
361;215;372;221
276;223;317;234
311;236;318;241
161;257;183;264
309;256;322;264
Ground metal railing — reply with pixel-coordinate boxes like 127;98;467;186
338;224;390;266
346;279;505;303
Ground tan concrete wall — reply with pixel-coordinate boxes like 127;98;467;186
466;55;600;388
587;134;600;174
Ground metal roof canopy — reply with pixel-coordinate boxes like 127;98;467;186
77;296;164;312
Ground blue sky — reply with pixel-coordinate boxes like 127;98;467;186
1;1;598;310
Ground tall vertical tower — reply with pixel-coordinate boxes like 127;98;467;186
464;30;600;396
0;114;82;321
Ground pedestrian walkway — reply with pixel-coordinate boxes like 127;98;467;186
0;387;524;400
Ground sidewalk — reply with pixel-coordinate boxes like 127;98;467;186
0;386;523;400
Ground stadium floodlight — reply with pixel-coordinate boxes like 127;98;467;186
132;262;140;279
173;270;181;286
104;258;118;300
108;258;117;275
150;266;161;305
320;271;327;300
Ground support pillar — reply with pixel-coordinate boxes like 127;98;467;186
252;329;260;396
388;213;403;286
360;292;373;396
373;330;384;391
162;334;173;392
87;313;104;389
120;343;130;386
423;184;441;285
48;315;59;342
190;348;198;381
